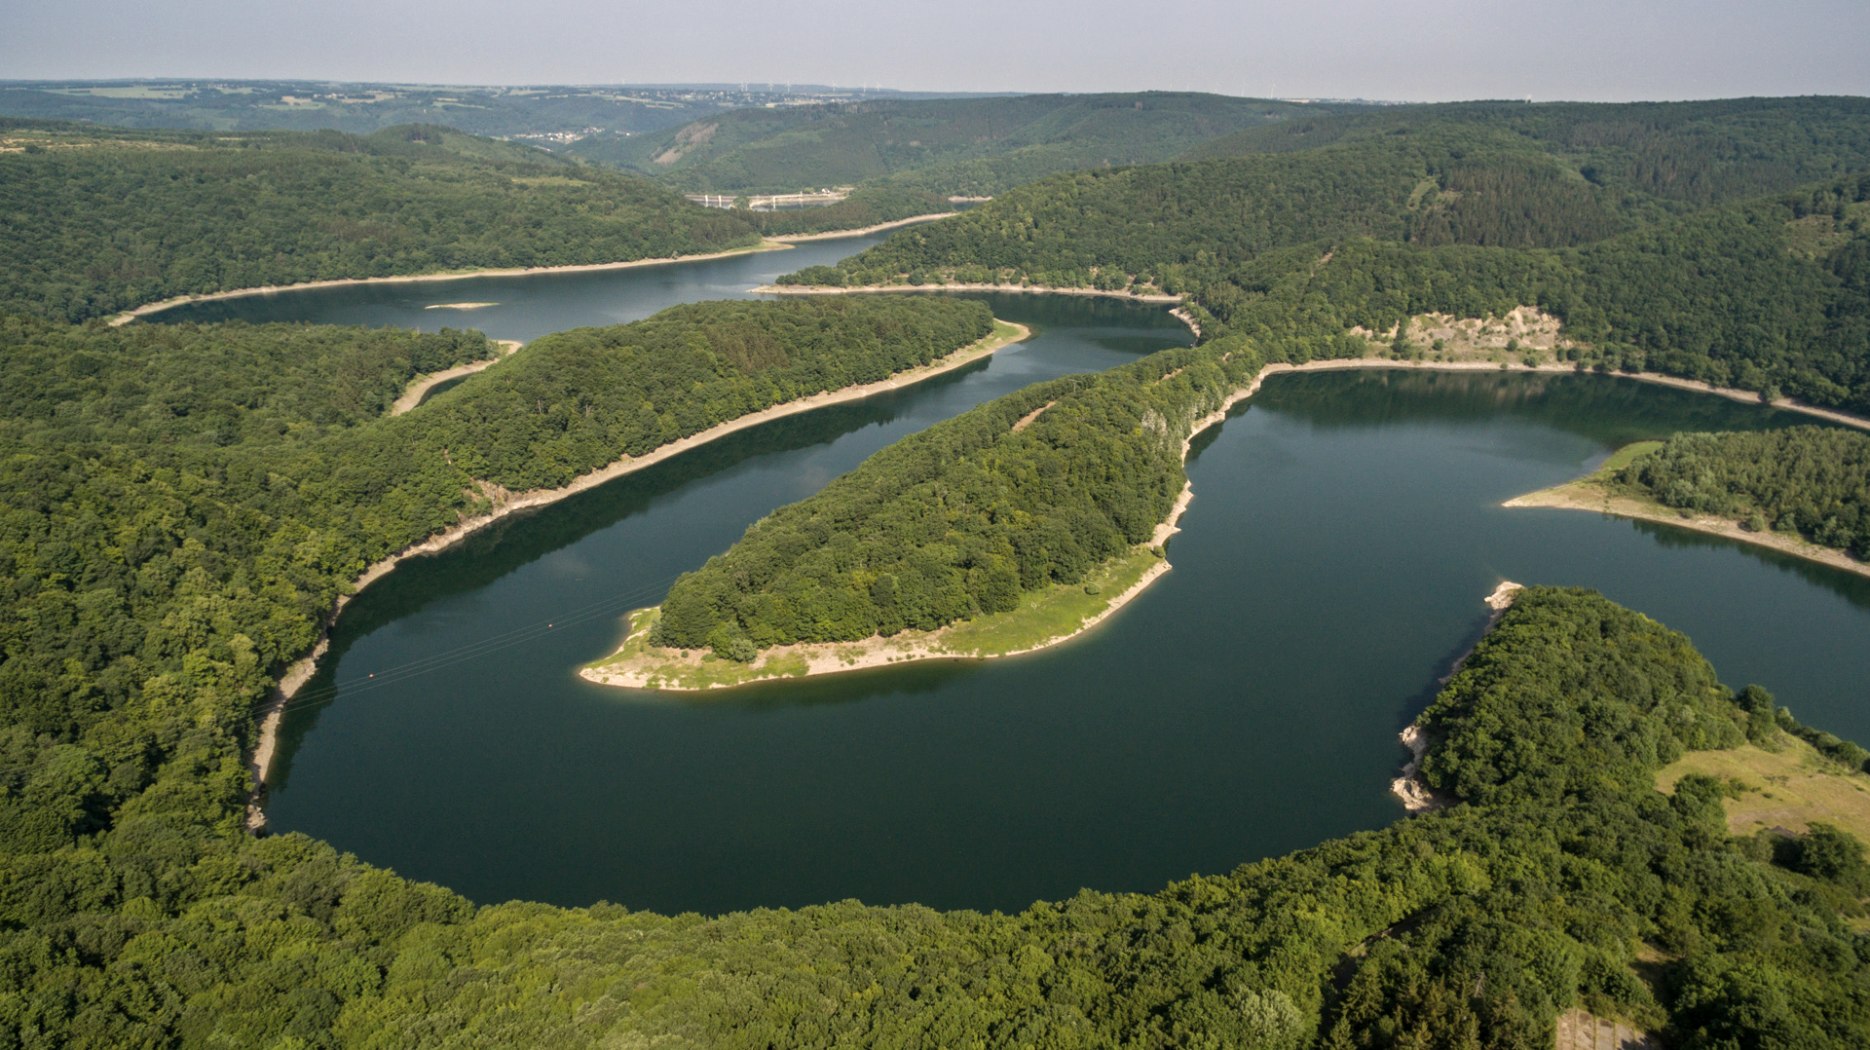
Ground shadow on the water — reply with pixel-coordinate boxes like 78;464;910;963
1390;604;1500;734
1185;397;1258;466
1259;369;1833;445
626;657;987;715
1625;518;1870;611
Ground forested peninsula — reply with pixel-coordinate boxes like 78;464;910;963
586;335;1268;684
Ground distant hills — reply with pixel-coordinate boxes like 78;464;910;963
563;92;1366;194
0;82;1369;198
0;79;963;139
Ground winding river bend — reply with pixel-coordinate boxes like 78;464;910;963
155;240;1870;915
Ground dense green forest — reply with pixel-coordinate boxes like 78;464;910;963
0;121;762;322
791;98;1870;411
8;94;1870;1047
1611;427;1870;559
564;92;1351;195
1189;97;1870;207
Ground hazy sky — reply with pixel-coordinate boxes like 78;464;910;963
7;0;1867;102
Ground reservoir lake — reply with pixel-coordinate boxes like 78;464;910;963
155;237;1870;915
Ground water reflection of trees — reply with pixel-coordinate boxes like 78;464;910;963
1628;517;1870;612
1254;369;1831;446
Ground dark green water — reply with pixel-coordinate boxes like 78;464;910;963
222;242;1870;917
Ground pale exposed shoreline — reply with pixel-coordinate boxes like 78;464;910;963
754;282;1183;304
579;550;1178;692
1505;482;1870;581
243;319;1031;830
388;339;520;417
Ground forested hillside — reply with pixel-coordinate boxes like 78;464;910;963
0;121;761;322
793;99;1870;411
565;92;1350;195
1188;96;1870;208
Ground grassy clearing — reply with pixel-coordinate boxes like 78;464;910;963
1597;439;1663;474
935;545;1161;657
586;607;815;690
1659;736;1870;845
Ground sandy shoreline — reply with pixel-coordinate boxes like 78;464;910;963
389;339;521;416
580;549;1172;692
243;319;1031;830
1505;482;1870;581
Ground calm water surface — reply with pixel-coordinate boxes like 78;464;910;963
229;244;1870;916
147;233;895;342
